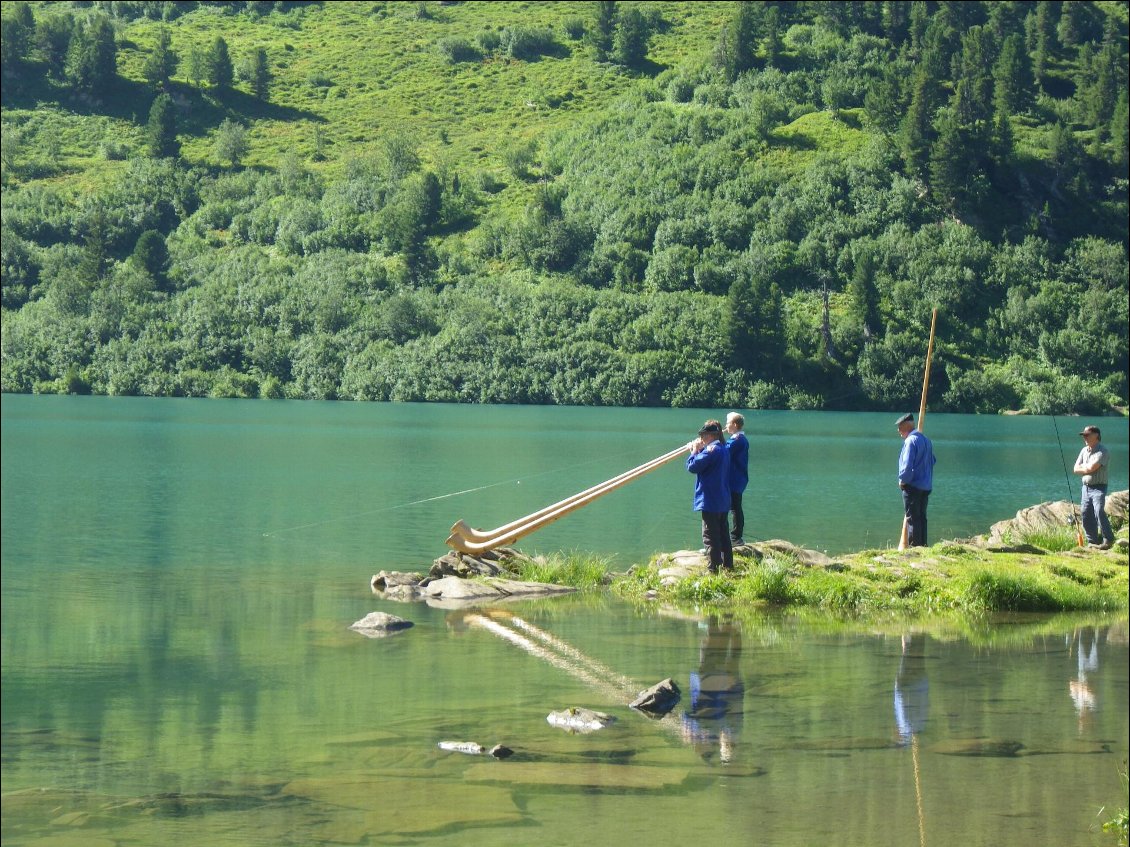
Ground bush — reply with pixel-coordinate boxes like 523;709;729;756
562;17;585;40
500;26;557;61
437;37;481;64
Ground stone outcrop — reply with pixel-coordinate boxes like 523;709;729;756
652;539;832;584
370;548;577;608
983;490;1128;545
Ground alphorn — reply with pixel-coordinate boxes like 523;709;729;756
446;445;686;554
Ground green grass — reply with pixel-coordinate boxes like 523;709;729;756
612;543;1129;617
504;550;613;589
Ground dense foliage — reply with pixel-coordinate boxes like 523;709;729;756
2;1;1127;412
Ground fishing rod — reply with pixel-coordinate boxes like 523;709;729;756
1051;415;1085;547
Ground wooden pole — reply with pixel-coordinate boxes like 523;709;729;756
899;309;938;551
447;446;686;554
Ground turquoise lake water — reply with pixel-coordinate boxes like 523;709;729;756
2;395;1127;846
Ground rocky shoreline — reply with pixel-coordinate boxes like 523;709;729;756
365;491;1128;610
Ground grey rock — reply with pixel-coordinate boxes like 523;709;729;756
371;571;425;592
629;678;681;716
349;611;413;638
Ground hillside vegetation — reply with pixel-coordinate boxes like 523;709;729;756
1;1;1127;412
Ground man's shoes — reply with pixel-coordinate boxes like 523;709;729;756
1097;540;1113;550
731;538;745;546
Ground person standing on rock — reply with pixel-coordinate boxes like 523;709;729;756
1074;425;1114;550
725;412;749;546
897;413;936;547
687;420;733;573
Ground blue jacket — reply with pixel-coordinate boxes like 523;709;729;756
726;432;749;494
898;430;936;491
687;441;730;512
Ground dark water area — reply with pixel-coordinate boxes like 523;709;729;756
2;396;1128;846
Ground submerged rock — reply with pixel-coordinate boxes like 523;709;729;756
438;740;485;755
547;707;616;733
629;678;681;716
349;611;413;638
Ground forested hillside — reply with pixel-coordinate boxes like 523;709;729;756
1;0;1127;412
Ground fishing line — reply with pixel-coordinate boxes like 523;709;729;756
260;445;683;539
1051;415;1084;544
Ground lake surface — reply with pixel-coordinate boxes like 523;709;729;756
2;396;1128;846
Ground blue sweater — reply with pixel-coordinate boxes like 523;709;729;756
726;432;749;494
687;441;730;512
898;430;936;491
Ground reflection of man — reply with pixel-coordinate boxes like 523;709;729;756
1068;627;1099;730
894;633;929;745
681;616;744;763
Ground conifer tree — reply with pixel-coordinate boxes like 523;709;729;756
716;1;760;82
65;15;117;96
36;13;73;81
1;2;35;70
207;35;233;88
588;1;617;62
142;27;177;90
992;33;1033;115
928;107;966;209
249;47;270;100
899;69;937;177
726;267;784;379
131;230;170;291
146;93;179;158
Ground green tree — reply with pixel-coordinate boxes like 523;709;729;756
35;13;73;81
928;106;967;209
248;46;270;100
588;1;617;62
206;35;233;88
186;44;208;87
716;1;760;82
899;69;936;177
613;6;650;68
725;265;785;379
146;93;179;158
65;15;117;96
992;33;1033;115
142;27;177;90
1030;3;1058;88
1;2;36;71
214;118;248;166
131;229;170;291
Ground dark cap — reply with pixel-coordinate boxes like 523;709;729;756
698;422;722;436
1079;425;1101;436
896;413;914;427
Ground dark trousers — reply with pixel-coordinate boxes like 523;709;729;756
902;486;930;547
701;511;734;571
730;492;744;542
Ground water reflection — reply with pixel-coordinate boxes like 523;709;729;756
894;633;930;745
1068;626;1100;732
680;616;745;764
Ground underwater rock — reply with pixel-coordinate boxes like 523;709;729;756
547;707;616;733
629;678;681;716
438;740;484;755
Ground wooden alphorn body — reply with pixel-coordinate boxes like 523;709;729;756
446;446;686;554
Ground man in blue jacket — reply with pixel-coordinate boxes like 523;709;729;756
896;413;936;547
688;420;733;572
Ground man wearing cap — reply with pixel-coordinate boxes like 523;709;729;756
687;420;733;572
896;414;936;547
1074;425;1114;550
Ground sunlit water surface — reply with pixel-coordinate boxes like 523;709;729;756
2;396;1127;846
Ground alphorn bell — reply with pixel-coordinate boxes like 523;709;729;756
446;446;686;554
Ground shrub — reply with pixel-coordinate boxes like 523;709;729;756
437;37;481;64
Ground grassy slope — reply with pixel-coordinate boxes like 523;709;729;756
8;2;863;227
